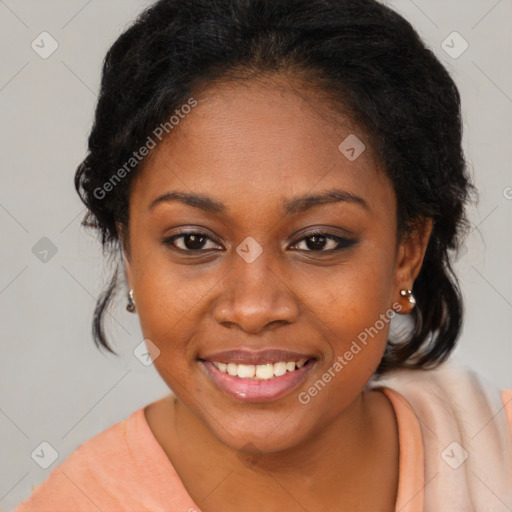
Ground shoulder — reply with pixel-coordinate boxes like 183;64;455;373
370;362;512;506
370;361;510;410
368;362;512;442
502;389;512;433
13;408;144;512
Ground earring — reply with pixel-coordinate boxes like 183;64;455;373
400;288;416;305
126;289;136;313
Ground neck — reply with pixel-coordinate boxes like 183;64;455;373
170;389;398;511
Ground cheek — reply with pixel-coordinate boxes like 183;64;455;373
301;241;396;363
293;265;396;422
129;256;208;370
131;237;218;323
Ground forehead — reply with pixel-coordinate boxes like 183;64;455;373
131;74;394;217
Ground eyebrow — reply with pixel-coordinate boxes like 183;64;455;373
148;188;369;215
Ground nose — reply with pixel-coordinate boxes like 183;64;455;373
212;248;300;334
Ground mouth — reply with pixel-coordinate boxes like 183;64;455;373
210;359;310;379
198;350;317;402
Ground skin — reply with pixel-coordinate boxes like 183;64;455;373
120;73;433;512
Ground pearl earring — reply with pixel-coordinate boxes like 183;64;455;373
400;288;416;305
126;289;136;313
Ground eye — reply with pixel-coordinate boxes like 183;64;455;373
162;231;223;252
162;230;358;254
291;232;358;252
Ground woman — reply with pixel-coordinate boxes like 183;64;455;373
14;0;512;510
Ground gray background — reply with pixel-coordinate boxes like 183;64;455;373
1;0;511;510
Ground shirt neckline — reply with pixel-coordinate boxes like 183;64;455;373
128;386;424;511
379;387;425;511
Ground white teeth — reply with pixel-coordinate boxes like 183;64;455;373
212;359;310;380
256;363;274;379
274;361;287;377
237;364;255;378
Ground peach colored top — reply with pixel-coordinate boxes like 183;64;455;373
14;388;512;512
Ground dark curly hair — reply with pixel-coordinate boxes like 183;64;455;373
74;0;476;376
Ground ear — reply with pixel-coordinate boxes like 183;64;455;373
116;222;133;290
393;216;433;313
122;250;133;290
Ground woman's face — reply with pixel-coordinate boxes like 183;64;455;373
123;74;430;453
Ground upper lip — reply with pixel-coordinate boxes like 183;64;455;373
199;349;317;365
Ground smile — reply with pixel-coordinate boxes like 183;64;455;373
199;350;317;402
211;359;308;380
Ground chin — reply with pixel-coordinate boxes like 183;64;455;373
200;403;317;455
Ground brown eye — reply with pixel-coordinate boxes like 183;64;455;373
292;233;358;252
162;232;223;252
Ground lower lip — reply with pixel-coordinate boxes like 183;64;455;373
200;360;316;402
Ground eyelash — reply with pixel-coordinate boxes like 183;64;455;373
161;230;358;253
